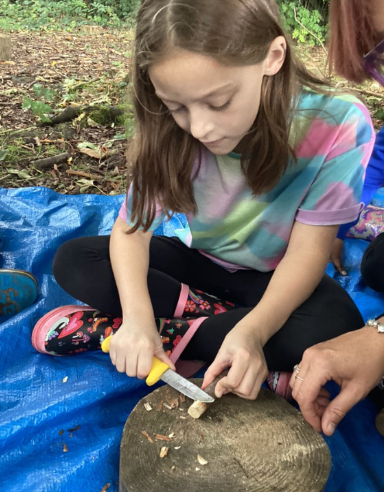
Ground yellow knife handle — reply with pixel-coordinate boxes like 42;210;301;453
102;337;168;385
101;335;112;353
146;357;169;386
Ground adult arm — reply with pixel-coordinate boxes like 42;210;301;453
290;320;384;436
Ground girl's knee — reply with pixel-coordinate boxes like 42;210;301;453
361;233;384;292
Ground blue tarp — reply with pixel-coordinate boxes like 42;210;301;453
0;186;383;492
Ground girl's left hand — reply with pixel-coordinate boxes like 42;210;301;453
202;324;268;400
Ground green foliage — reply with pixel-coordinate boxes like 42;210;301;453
1;0;327;45
22;97;52;122
0;0;138;31
277;0;329;46
22;84;56;122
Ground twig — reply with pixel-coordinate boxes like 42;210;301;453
340;86;383;99
66;169;97;179
31;152;70;170
293;6;327;57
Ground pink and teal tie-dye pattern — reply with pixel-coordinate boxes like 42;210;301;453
119;90;375;272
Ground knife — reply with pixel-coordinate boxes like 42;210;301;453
101;335;214;403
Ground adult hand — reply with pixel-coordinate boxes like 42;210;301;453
290;326;384;436
202;323;268;400
330;238;347;275
109;317;175;379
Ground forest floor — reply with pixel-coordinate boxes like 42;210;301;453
0;30;383;195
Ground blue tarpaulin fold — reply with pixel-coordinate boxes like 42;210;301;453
0;186;383;492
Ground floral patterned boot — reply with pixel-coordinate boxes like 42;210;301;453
174;284;236;318
266;371;293;401
32;304;207;361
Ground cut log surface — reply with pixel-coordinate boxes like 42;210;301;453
0;34;12;61
120;381;331;492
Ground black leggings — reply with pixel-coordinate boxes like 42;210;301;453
53;235;364;372
361;232;384;293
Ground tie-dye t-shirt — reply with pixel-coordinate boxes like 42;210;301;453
119;90;375;272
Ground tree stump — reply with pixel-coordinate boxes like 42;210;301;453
0;34;11;61
120;381;331;492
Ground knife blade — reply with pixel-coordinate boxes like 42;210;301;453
101;336;214;403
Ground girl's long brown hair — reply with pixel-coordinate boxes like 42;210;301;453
128;0;328;233
328;0;379;83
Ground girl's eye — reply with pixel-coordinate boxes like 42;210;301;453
168;106;185;114
210;99;232;112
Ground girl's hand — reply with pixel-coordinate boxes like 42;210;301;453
108;318;175;379
202;324;268;400
330;238;347;275
289;326;384;436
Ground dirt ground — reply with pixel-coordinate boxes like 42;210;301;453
0;31;383;195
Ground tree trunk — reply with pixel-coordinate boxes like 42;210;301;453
0;35;11;61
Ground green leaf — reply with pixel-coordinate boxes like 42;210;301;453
8;169;32;179
77;141;97;150
0;150;8;161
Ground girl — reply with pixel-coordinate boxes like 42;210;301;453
32;0;374;402
289;0;384;437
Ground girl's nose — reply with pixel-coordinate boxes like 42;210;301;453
189;108;214;141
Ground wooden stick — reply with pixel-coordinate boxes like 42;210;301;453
31;152;70;170
188;371;228;419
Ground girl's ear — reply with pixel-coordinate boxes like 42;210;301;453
264;36;287;76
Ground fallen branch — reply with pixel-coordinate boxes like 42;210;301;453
31;152;70;170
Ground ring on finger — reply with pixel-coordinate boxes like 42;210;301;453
293;364;301;373
295;374;304;381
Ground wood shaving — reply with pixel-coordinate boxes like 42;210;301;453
195;467;200;471
141;430;153;444
100;484;111;492
171;466;176;471
63;443;68;452
160;446;169;458
179;394;186;403
163;403;173;410
168;398;179;409
168;433;175;438
144;403;153;412
180;416;187;420
197;454;208;465
58;429;64;436
62;376;68;383
154;434;172;442
68;425;81;432
157;400;164;411
174;446;181;450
